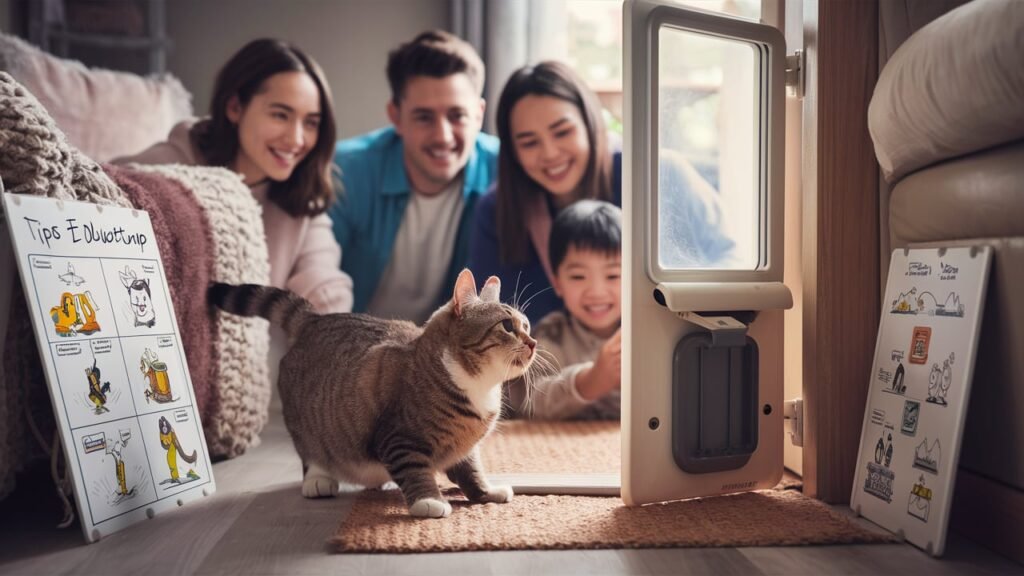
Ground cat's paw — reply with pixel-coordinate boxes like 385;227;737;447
480;484;514;504
409;497;452;518
301;474;339;499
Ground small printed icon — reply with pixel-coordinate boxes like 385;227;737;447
913;438;941;474
909;326;932;365
58;262;86;286
908;475;933;522
901;400;920;436
865;424;896;503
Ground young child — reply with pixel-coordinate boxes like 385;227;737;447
507;199;622;420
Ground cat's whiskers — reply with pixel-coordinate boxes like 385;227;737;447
520;286;553;315
531;348;559;378
519;347;560;416
510;281;534;312
511;272;524;310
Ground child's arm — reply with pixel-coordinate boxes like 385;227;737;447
525;329;621;420
572;329;621;402
520;361;595;420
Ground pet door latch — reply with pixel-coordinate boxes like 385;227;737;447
677;312;748;348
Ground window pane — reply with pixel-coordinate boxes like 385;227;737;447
566;0;761;124
657;25;760;270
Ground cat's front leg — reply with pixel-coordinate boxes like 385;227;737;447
302;462;339;498
381;449;451;518
446;448;513;504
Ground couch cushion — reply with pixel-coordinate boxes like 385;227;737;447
889;141;1024;247
0;33;192;162
869;0;1024;183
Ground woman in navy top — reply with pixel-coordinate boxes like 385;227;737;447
469;61;617;323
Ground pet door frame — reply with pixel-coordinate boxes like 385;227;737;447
622;0;790;505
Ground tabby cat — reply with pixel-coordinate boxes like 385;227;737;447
208;269;536;518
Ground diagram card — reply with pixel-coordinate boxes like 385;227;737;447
851;246;992;556
1;193;216;543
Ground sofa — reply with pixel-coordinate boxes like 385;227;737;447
0;35;276;508
871;0;1024;559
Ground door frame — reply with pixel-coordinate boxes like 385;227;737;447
799;0;880;503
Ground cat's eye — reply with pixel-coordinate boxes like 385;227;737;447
501;319;515;333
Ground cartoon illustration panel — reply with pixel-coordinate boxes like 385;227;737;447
852;246;992;557
138;409;210;499
4;193;216;544
50;338;137;430
28;255;120;342
99;258;173;337
119;334;194;415
72;419;156;526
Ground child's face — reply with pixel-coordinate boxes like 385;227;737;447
552;247;621;337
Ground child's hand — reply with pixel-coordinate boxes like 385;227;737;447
576;329;621;401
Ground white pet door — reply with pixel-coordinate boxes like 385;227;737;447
622;0;791;505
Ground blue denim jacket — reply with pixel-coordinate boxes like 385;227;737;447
330;127;499;313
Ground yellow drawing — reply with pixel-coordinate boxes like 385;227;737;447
141;348;174;403
105;429;135;499
86;359;112;414
891;287;917;314
50;291;101;336
158;416;199;485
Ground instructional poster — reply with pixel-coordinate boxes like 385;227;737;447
851;246;992;556
1;193;215;543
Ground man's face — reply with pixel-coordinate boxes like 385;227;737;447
388;74;485;195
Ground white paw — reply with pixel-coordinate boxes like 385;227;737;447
409;497;452;518
301;474;338;499
481;484;514;504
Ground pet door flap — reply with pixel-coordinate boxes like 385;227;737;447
672;331;759;474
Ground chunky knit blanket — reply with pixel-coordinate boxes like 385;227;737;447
0;72;271;501
126;163;271;457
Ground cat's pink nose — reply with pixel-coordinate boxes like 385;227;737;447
524;338;536;352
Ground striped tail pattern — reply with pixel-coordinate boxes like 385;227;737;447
208;283;316;337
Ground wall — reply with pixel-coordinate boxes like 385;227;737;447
166;0;448;140
0;0;10;33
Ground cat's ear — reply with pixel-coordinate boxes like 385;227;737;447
453;269;478;318
480;276;501;303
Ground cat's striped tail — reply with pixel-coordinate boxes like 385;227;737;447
208;283;315;337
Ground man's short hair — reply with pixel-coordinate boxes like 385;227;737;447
386;30;485;105
549;200;623;272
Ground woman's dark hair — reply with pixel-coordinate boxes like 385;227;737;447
386;30;485;105
548;200;622;272
195;38;338;217
495;61;612;265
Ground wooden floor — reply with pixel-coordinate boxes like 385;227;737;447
1;400;1021;576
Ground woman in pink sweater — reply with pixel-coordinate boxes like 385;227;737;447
118;38;353;313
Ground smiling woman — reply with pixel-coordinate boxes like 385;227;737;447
115;38;354;315
469;61;615;325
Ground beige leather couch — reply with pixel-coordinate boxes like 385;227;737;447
872;0;1024;559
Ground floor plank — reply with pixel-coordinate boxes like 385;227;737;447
1;403;1021;575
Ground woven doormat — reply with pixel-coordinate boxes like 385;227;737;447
331;421;893;553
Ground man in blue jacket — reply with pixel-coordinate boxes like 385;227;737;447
331;30;499;323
